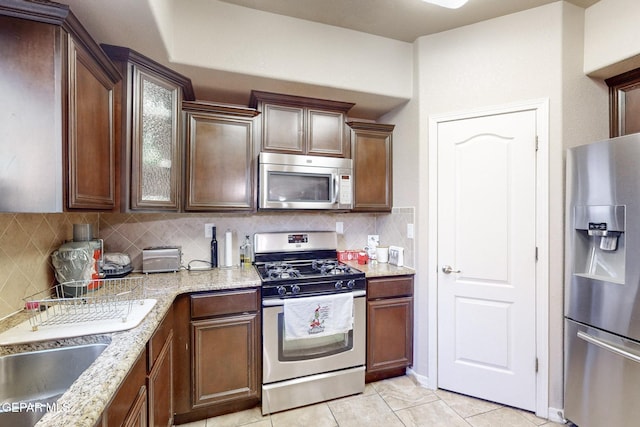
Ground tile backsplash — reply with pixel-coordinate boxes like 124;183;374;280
0;213;99;319
99;211;378;271
0;208;414;319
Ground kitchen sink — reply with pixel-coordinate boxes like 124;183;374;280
0;341;110;426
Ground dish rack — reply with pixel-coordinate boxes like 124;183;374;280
24;277;145;331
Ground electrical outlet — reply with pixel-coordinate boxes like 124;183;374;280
336;222;344;234
205;223;215;238
407;223;414;239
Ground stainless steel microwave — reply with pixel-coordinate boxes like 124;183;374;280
259;152;353;210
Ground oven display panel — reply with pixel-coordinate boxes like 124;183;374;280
288;234;308;244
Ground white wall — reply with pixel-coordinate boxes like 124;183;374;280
585;0;640;78
380;45;422;376
385;0;608;415
169;0;413;100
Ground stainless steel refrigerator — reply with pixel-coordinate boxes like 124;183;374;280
565;133;640;426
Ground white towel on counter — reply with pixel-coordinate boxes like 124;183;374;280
283;292;354;340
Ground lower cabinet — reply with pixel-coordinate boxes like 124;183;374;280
101;348;148;426
174;288;261;424
147;308;174;427
366;275;414;383
100;307;173;426
122;386;148;427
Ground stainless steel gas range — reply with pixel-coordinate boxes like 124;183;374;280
254;231;366;415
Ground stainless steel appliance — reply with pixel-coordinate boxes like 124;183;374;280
142;246;182;273
258;152;353;210
254;231;366;414
565;134;640;426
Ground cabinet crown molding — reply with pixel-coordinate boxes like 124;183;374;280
183;101;260;118
249;90;355;113
347;121;395;132
101;43;196;101
0;0;121;83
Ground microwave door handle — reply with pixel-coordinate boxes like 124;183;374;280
331;175;339;204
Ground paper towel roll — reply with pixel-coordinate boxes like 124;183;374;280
225;230;233;267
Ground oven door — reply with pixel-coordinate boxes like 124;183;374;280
259;153;352;210
262;291;366;384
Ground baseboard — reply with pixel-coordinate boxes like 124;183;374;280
548;407;566;424
406;368;436;390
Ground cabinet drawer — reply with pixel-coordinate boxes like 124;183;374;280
367;276;413;299
191;289;259;319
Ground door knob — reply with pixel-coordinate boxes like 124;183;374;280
442;265;461;274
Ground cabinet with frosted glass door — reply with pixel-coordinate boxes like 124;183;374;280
102;44;195;211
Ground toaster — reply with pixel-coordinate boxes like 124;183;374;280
142;246;182;273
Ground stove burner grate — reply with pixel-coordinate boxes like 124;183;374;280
264;262;301;280
312;259;354;275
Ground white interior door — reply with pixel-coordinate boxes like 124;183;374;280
436;109;537;411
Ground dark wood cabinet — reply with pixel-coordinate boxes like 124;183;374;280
348;122;394;212
191;314;259;407
0;3;121;212
173;288;261;424
102;348;148;427
147;308;174;427
101;308;173;427
122;385;148;427
250;90;354;157
606;68;640;137
366;275;414;383
183;102;260;211
67;36;119;210
102;44;195;211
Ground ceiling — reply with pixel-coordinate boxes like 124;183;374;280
65;0;601;119
218;0;600;43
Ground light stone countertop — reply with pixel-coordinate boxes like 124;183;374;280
345;261;415;277
0;267;261;427
0;262;413;426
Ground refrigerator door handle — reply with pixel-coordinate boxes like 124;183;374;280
577;330;640;364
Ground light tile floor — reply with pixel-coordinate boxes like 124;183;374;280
177;375;566;427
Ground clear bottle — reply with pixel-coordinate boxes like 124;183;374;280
240;235;252;267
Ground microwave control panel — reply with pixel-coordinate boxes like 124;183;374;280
339;175;352;205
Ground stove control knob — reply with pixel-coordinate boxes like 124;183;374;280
291;284;301;295
335;280;344;290
277;286;287;296
347;280;356;289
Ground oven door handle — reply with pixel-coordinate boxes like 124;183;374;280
262;290;366;307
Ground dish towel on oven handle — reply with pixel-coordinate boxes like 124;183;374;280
283;292;354;340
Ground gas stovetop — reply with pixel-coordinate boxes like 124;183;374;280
253;231;366;299
256;259;363;281
255;258;366;299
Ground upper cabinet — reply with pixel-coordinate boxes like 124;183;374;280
183;102;260;211
0;1;121;212
606;68;640;137
101;44;195;211
348;122;394;212
249;91;354;158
